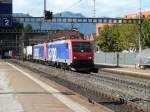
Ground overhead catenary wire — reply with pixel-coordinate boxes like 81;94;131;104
58;0;84;16
57;0;96;18
62;0;83;12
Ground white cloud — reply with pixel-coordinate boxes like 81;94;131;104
13;0;149;17
13;0;43;16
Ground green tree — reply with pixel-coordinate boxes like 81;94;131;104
96;25;114;52
96;24;139;52
141;17;150;48
12;22;24;31
24;24;33;32
0;22;23;32
118;24;139;49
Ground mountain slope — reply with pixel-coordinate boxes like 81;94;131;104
13;12;96;35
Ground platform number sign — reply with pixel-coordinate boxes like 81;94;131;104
0;1;12;27
1;16;12;27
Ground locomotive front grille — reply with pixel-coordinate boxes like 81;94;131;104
72;60;94;68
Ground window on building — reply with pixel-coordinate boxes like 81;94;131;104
98;27;101;34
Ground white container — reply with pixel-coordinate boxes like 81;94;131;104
26;46;33;56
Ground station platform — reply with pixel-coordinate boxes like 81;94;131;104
99;66;150;79
0;60;112;112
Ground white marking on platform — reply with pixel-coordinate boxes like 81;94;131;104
0;72;24;112
7;62;90;112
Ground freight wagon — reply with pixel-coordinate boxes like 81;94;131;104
23;46;33;60
33;43;47;63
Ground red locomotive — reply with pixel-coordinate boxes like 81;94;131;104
25;39;97;72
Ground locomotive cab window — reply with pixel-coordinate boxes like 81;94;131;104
72;42;91;52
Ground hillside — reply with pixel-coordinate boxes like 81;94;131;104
13;12;96;35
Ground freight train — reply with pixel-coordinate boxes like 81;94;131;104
24;39;97;72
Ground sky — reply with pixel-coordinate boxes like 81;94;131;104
13;0;150;17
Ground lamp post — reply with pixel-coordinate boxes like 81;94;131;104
138;0;142;52
93;0;96;17
41;0;46;32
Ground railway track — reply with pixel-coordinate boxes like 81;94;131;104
91;72;150;110
91;72;150;100
8;59;150;112
65;70;150;111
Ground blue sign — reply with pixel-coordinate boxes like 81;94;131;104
0;3;12;14
0;0;12;14
1;16;12;27
0;0;12;27
0;16;12;27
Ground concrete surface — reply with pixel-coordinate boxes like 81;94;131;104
0;60;113;112
0;62;23;112
101;67;150;79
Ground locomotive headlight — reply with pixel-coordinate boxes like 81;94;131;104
73;57;77;59
88;57;92;59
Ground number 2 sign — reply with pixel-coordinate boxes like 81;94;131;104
1;16;12;27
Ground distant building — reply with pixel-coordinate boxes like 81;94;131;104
27;30;81;45
84;33;96;40
124;10;150;19
96;23;111;37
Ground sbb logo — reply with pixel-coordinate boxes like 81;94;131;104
48;48;57;61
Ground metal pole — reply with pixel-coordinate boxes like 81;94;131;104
20;30;24;61
16;35;18;55
44;0;46;12
43;0;46;32
0;40;2;59
139;0;142;52
93;0;96;17
116;52;119;67
39;21;42;31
